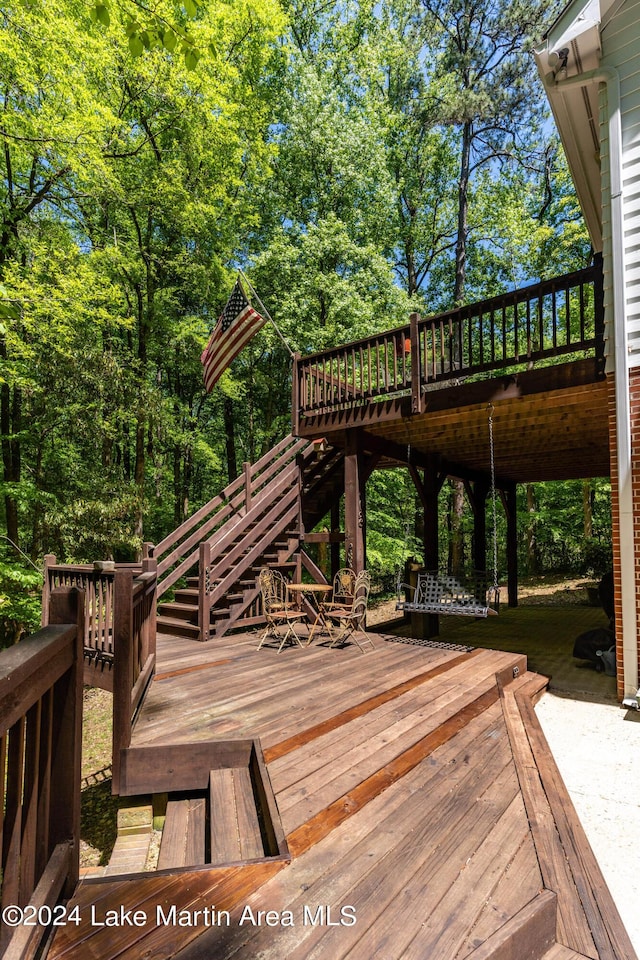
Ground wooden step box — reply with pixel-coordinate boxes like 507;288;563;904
118;739;288;871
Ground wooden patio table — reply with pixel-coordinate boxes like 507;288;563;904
287;582;332;645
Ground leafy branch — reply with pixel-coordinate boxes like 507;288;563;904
91;0;204;70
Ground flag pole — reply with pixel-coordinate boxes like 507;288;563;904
239;270;295;359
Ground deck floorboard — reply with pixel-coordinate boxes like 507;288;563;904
48;630;637;960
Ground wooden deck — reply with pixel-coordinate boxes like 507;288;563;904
49;630;636;960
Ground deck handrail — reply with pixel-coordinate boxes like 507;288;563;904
40;558;157;792
111;560;157;790
295;264;604;419
150;434;308;597
0;587;83;959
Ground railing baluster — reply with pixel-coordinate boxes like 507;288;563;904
19;700;41;906
0;733;6;873
2;717;26;918
538;291;544;353
35;690;53;880
351;347;356;398
97;576;104;654
384;336;390;390
392;335;398;389
293;267;600;419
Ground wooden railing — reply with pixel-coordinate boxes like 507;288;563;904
295;265;604;419
111;563;157;790
197;457;303;639
148;434;309;598
0;587;83;960
41;558;126;671
41;558;157;792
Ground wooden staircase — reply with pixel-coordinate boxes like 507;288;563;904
152;435;345;641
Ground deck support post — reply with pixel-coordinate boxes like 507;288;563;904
344;430;365;573
504;484;518;608
199;542;211;642
112;570;133;793
41;554;56;627
466;478;490;579
47;587;84;896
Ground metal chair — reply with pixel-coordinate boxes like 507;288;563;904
257;568;307;653
325;572;374;652
320;567;357;614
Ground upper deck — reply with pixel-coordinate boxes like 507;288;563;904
293;265;610;483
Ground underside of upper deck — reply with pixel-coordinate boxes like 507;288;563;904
298;358;609;484
48;629;636;960
294;266;610;484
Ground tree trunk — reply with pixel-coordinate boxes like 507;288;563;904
446;120;474;576
526;483;538;575
223;396;238;483
134;413;145;550
446;480;466;576
181;444;192;521
30;440;45;561
583;479;593;538
134;276;148;555
0;370;20;548
454;119;472;305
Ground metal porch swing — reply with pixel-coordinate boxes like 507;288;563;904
396;405;501;619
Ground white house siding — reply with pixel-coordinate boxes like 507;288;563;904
599;0;640;369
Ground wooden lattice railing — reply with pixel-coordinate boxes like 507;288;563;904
294;265;604;419
41;558;157;790
0;587;83;960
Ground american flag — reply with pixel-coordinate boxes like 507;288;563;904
200;278;267;392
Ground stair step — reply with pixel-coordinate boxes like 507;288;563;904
158;602;198;621
226;591;252;603
157;616;201;640
158;796;206;870
173;588;199;604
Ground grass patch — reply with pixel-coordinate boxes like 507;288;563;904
81;686;117;867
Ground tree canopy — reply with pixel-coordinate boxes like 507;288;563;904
0;0;606;642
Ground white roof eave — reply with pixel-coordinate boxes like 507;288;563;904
534;1;604;251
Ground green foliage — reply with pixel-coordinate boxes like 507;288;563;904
0;0;605;602
365;469;422;590
0;549;42;648
519;480;612;577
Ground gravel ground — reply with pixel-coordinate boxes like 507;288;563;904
536;692;640;955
